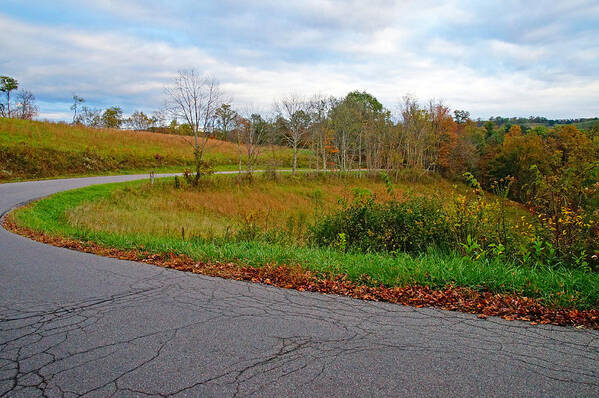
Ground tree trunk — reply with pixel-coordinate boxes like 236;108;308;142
292;144;298;175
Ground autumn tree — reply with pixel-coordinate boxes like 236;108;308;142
101;106;124;128
398;96;434;170
430;102;458;174
307;95;335;171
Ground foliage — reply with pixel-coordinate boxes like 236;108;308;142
0;76;19;118
311;193;454;253
101;106;124;129
126;110;156;130
308;171;596;271
1;76;38;120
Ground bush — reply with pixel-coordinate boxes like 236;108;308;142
311;193;454;254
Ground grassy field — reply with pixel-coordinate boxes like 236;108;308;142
10;173;599;310
0;118;309;181
66;173;474;240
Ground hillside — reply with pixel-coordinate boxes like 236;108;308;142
0;118;304;181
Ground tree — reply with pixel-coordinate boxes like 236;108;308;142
78;106;102;127
14;90;38;120
431;102;458;173
345;90;383;113
127;110;154;130
215;104;237;141
71;95;85;124
328;96;360;171
165;69;223;184
238;113;268;177
454;109;470;124
343;91;387;171
101;106;124;128
275;94;310;175
152;109;168;129
0;76;19;118
307;95;335;171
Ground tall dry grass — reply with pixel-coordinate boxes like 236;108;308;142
66;174;469;239
3;118;244;160
0;118;305;180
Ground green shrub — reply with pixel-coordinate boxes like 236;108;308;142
311;195;454;254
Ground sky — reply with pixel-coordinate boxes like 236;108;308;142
1;0;598;121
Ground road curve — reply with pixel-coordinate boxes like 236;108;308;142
1;174;598;397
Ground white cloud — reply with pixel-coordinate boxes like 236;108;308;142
427;38;468;58
488;40;547;62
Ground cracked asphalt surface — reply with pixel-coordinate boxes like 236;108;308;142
1;174;598;397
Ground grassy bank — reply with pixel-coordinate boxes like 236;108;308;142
0;118;309;181
9;175;599;310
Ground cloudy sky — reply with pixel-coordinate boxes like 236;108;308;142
2;0;598;120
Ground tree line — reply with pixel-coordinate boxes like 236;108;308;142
70;96;163;130
486;115;599;127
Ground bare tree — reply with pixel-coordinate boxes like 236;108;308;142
165;69;224;184
236;110;268;178
274;94;310;175
152;109;168;128
79;106;102;127
14;90;38;120
71;95;85;123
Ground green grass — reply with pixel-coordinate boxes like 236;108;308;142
11;178;599;310
0;118;310;181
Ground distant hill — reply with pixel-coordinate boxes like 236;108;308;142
477;116;599;130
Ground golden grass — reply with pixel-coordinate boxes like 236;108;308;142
3;118;250;160
67;174;469;239
0;118;308;180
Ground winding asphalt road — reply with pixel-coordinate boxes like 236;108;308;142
1;174;598;397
